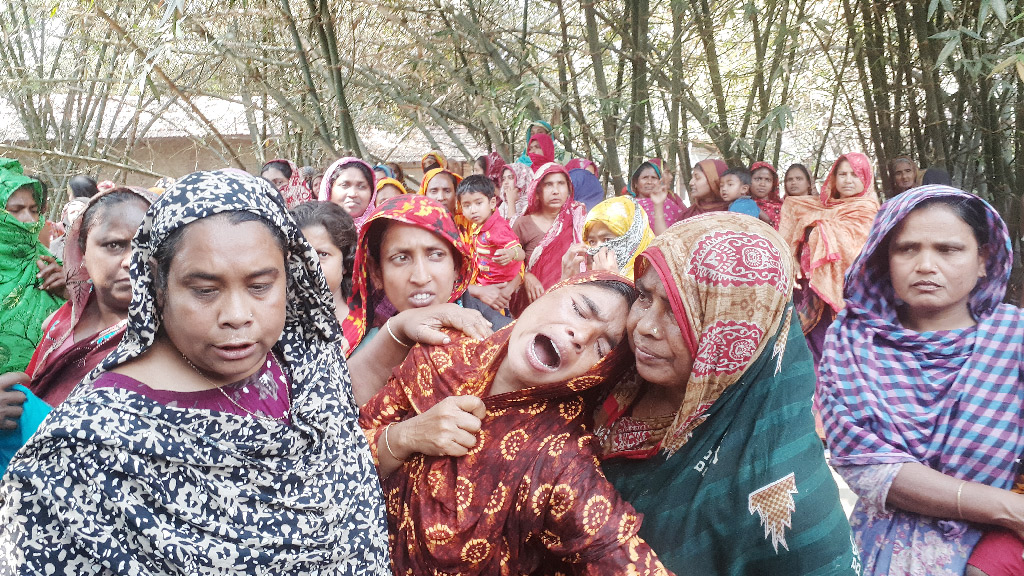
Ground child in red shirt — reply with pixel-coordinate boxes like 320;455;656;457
458;175;524;291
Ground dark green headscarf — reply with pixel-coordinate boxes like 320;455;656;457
0;158;64;372
596;213;860;575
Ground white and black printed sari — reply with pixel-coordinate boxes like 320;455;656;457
0;170;390;575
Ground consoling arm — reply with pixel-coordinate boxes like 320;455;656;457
347;304;492;406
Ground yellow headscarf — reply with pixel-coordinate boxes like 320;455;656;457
582;197;655;280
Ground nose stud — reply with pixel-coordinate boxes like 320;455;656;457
651;326;659;336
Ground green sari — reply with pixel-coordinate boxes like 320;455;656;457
0;159;64;372
596;213;860;575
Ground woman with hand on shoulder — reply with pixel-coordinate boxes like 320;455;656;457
344;195;510;386
820;186;1024;576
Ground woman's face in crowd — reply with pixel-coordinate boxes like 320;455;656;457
585;222;616;247
375;184;404;207
158;217;287;383
888;204;986;329
636;166;660;198
540;172;569;212
688;168;711;201
472;159;487;176
5;187;39;224
371;221;458;312
373;168;389;182
83;200;148;314
424;173;457;213
528;139;544;156
784;168;811;196
750;168;775;199
833;160;864;198
302;224;344;297
504;283;628;389
500;169;518;193
330;167;373;217
891;160;917;193
262;167;289;192
628;266;694;389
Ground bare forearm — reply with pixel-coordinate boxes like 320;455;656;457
348;327;411;406
889;462;1024;530
650;204;668;235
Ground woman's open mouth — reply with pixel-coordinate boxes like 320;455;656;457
529;334;562;372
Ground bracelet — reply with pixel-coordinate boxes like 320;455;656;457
384;423;404;462
385;318;411;347
956;480;967;520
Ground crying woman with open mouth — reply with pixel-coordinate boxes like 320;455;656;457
358;269;674;575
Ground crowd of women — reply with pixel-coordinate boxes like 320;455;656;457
0;123;1018;576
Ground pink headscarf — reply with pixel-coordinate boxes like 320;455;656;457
318;157;378;228
566;158;600;177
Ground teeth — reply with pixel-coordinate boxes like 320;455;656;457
411;294;432;303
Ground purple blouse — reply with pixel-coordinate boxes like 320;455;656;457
93;353;291;424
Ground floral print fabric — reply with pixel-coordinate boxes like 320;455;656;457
0;169;390;575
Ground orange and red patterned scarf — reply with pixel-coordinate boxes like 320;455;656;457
343;194;475;352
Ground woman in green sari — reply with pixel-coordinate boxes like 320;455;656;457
594;212;859;575
0;159;65;373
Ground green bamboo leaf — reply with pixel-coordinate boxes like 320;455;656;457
990;54;1020;76
928;0;940;19
990;0;1008;24
936;36;960;67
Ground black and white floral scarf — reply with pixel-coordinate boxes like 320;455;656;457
0;170;391;575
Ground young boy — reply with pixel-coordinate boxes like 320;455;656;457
457;175;524;289
719;167;761;218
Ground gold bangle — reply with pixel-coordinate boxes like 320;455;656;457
385;318;411;347
956;480;967;520
384;422;404;461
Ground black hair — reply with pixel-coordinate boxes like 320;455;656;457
922;167;952;186
456;174;496;200
154;211;287;295
784;163;813;184
69;175;99;198
77;189;150;253
910;195;989;247
327;160;373;191
579;278;639;308
722;167;751;187
261;160;292;179
292;201;357;298
475;155;488;171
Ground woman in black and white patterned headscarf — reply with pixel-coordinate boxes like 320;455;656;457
0;170;391;574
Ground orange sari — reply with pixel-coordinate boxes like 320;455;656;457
778;152;879;330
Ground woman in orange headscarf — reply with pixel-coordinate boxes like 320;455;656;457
778;152;879;363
